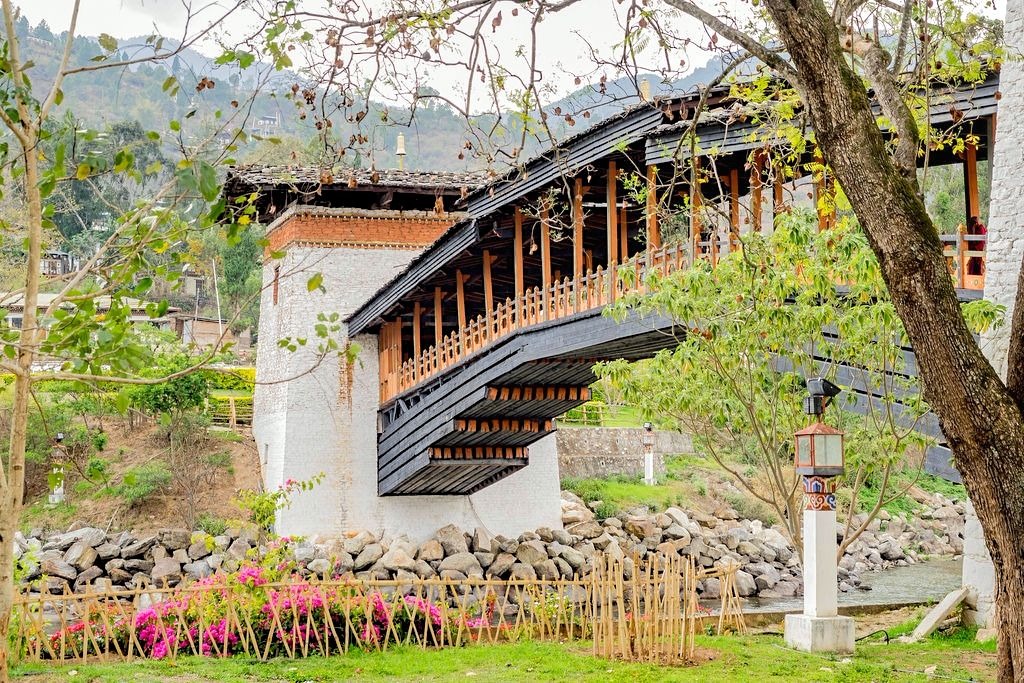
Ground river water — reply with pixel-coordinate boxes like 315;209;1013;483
742;556;964;614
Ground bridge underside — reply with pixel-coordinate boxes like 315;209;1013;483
377;310;677;495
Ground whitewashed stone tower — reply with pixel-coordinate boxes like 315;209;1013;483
252;204;562;541
964;0;1024;627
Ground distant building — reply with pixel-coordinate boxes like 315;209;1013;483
4;293;178;330
40;251;78;278
171;313;250;350
251;113;280;138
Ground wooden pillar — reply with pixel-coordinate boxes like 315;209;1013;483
619;202;628;262
690;157;703;258
456;269;467;331
412;302;422;376
646;165;660;249
964;142;980;221
513;207;525;294
573;179;584;279
729;167;740;232
751;150;764;231
773;164;784;214
541;202;552;315
434;286;443;348
482;249;494;329
607;161;619;266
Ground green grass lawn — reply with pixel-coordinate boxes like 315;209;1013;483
12;626;996;682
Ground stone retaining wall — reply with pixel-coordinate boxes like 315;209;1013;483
556;427;693;480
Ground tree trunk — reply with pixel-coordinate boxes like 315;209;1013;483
763;1;1024;679
0;127;43;681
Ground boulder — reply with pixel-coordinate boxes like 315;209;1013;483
417;539;445;562
413;560;436;579
516;540;548;566
342;531;375;556
184;560;213;580
551;529;573;546
46;527;105;551
292;542;316;564
333;551;354;575
188;540;212;560
553;557;574;578
226;538;250;560
64;542;98;572
159;529;192;550
534;559;560;581
559;545;586;570
124;559;154;574
73;566;103;591
354;543;384;571
171;549;190;564
94;543;121;561
509;562;537;580
307;558;331;577
151;558;182;586
733;570;757;597
472;528;496;553
488;553;516;578
438;552;483;578
474;552;495;569
663;525;691;545
120;536;156;559
440;570;467;581
702;578;721;599
381;548;417;573
436;524;469;556
566;521;603;539
624;517;657;540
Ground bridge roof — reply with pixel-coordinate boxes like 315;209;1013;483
346;72;1000;336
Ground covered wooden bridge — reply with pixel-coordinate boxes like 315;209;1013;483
344;72;998;496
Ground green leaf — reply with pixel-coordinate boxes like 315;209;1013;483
162;76;177;92
169;119;181;132
75;163;90;180
98;33;118;52
307;273;324;292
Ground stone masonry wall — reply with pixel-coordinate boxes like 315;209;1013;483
963;0;1023;627
556;427;694;480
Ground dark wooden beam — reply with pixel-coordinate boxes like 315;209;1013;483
965;142;980;221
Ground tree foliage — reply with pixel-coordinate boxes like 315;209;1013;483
599;210;1001;552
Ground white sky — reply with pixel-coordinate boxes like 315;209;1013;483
14;1;715;102
14;0;1009;106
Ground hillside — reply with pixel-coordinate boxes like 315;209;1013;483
17;18;723;173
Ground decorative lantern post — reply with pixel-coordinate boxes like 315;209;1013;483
784;378;855;653
641;422;655;485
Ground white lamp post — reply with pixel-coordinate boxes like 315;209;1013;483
784;378;855;654
642;422;655;485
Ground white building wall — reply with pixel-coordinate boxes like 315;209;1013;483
254;242;563;542
964;0;1024;627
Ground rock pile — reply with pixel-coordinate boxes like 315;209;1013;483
15;489;965;599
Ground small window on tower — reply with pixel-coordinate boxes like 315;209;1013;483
273;266;280;305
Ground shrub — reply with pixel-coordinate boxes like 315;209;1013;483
92;431;109;452
202;367;256;391
116;461;173;505
724;492;777;527
85;456;110;483
196;513;228;537
206;452;232;469
592;500;619;519
234;475;324;533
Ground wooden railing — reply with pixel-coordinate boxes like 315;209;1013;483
380;232;987;404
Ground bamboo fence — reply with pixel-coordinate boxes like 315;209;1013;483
11;553;745;665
